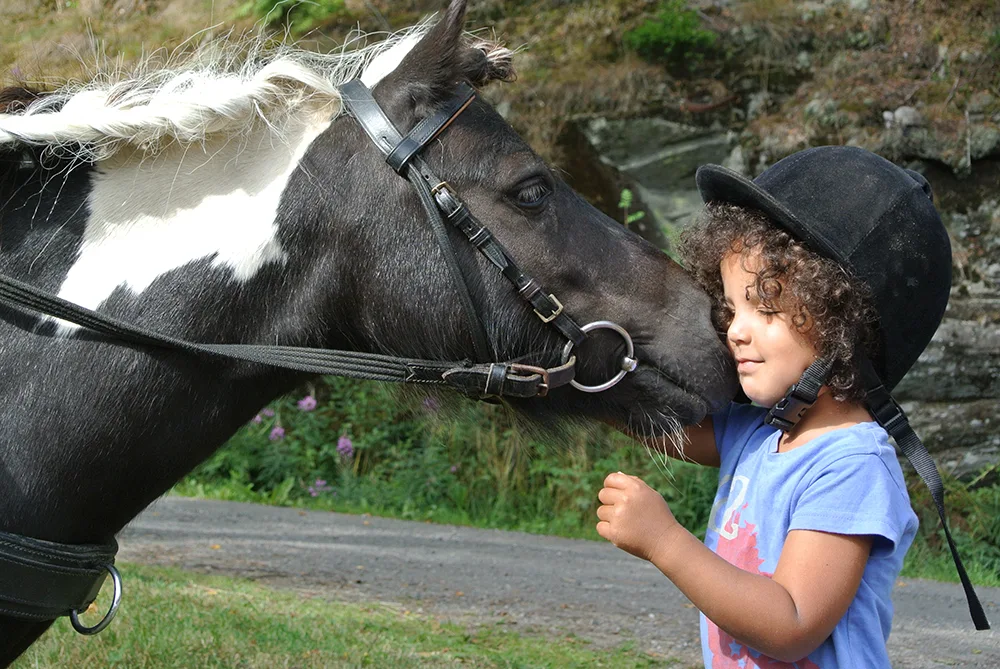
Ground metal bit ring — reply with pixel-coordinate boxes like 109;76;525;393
560;321;638;393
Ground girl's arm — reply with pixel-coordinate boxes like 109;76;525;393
597;472;872;663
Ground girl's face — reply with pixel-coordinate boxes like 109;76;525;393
720;252;818;407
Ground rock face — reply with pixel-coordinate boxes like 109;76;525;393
898;200;1000;477
578;117;731;230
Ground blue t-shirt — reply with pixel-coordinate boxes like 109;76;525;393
700;403;918;669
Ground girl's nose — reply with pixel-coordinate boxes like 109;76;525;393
727;313;749;346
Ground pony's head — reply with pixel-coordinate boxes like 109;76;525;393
0;0;734;438
290;0;737;431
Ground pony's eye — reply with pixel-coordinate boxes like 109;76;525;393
512;178;552;210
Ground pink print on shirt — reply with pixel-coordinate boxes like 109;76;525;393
706;507;821;669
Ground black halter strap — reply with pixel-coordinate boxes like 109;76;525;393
0;531;118;626
338;80;586;351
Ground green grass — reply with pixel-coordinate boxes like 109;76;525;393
12;563;679;668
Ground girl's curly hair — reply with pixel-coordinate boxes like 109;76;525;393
679;203;879;403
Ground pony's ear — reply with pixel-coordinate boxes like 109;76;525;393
458;40;516;88
370;0;515;124
372;0;508;106
382;0;469;107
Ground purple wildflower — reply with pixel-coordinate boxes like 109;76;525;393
308;486;317;497
450;465;459;474
315;479;328;488
422;396;440;412
11;65;21;79
262;408;275;417
337;435;354;458
297;395;317;411
269;426;285;441
252;414;262;424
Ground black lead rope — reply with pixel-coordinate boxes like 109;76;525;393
862;359;991;631
0;271;572;398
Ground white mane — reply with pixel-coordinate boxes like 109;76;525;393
0;25;437;162
6;23;514;335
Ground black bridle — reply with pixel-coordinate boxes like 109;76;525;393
0;79;639;632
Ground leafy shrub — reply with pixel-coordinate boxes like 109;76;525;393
623;0;717;69
177;377;718;539
618;188;646;227
238;0;349;33
904;465;1000;586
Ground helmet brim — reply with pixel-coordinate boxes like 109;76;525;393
695;164;841;262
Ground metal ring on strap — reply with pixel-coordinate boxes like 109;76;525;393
69;564;122;635
560;321;638;393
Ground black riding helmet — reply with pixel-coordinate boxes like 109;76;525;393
696;145;950;391
694;145;989;631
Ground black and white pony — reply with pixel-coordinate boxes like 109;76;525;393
0;0;735;662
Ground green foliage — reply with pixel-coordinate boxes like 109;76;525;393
989;28;1000;60
623;0;717;69
237;0;348;33
177;377;717;539
618;188;646;228
902;465;1000;587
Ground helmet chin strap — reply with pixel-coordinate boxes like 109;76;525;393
766;354;990;630
764;356;833;431
861;356;990;631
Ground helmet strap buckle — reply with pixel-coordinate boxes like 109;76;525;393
765;384;817;431
764;357;833;432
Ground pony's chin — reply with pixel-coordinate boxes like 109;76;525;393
613;367;716;434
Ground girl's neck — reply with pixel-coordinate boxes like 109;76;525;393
777;392;872;452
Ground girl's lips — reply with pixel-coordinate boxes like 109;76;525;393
737;359;762;373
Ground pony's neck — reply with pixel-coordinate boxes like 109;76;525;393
52;111;332;334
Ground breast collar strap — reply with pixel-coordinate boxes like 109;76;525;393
0;530;117;624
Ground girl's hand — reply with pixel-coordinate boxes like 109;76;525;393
596;472;680;562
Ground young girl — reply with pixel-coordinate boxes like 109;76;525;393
596;146;977;667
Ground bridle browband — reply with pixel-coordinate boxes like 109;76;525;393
0;78;640;632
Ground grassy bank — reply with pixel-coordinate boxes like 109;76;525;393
172;377;1000;589
12;563;674;668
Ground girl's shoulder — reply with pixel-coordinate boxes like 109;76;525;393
711;402;771;460
807;421;894;460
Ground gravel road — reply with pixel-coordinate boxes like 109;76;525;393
118;497;999;668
